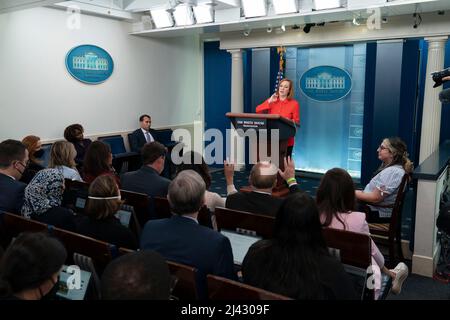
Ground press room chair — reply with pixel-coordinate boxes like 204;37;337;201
207;274;291;300
41;143;53;168
361;173;410;267
214;207;275;239
322;227;377;300
98;135;140;173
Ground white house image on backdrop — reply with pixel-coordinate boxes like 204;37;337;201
72;52;108;71
305;73;346;89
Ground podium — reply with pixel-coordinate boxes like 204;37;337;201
226;113;296;197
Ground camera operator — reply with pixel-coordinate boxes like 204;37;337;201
439;76;450;104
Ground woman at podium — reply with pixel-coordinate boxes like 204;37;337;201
256;78;300;157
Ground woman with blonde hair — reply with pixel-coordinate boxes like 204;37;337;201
20;135;45;183
48;141;83;182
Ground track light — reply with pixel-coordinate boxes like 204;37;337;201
280;24;286;32
352;15;361;26
303;23;315;33
243;29;251;36
267;26;273;33
413;12;422;29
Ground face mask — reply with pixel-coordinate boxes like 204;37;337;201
34;149;45;158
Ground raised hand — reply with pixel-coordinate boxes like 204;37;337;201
268;93;278;104
278;156;295;181
224;160;235;185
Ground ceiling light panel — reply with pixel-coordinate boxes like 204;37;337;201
242;0;267;18
193;5;214;24
313;0;343;11
272;0;298;15
150;8;174;28
173;4;195;26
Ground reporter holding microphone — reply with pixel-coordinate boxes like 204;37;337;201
256;78;300;157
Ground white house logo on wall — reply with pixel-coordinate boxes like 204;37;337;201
299;66;352;102
66;45;114;84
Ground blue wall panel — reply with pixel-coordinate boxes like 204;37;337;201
204;41;231;166
440;40;450;143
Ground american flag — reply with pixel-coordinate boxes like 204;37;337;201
274;47;286;93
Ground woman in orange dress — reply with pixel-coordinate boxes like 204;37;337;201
256;78;300;157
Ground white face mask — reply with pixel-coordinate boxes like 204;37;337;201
88;195;121;201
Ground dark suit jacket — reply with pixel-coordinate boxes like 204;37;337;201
121;166;170;198
31;206;76;232
0;173;26;214
76;216;138;250
129;128;157;153
225;184;301;217
140;215;236;298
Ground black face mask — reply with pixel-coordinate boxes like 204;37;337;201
34;149;45;158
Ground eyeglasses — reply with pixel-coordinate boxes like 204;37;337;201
379;145;390;151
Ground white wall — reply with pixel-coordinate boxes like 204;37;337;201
0;7;202;141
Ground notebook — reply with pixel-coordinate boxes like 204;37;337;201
221;230;262;265
114;204;135;228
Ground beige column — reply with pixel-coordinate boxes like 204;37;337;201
413;36;448;277
228;49;245;170
419;36;447;163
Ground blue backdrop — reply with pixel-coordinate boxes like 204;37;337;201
285;44;367;178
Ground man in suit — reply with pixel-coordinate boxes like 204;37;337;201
140;170;236;299
0;140;29;213
121;141;170;198
225;157;299;217
129;114;174;178
129;114;157;153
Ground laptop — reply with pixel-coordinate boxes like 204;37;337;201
57;265;91;300
220;230;262;265
114;204;134;228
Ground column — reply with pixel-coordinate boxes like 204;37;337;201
413;36;448;277
228;49;245;170
419;36;447;163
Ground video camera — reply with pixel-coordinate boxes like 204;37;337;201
432;67;450;104
432;67;450;88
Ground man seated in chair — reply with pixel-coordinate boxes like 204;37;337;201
140;170;236;299
121;141;171;198
129;114;174;178
225;157;300;217
129;115;157;153
0;140;29;214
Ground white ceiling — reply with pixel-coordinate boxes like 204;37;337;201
130;0;450;38
2;0;450;38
